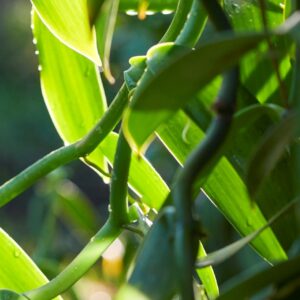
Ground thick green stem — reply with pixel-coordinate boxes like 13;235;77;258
24;219;121;300
0;84;128;208
172;1;238;299
109;131;132;225
160;0;193;42
175;0;207;47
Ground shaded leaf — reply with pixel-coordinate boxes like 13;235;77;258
196;198;298;269
246;112;296;198
218;254;300;300
128;207;178;300
31;0;101;64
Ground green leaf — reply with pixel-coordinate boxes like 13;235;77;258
101;133;169;210
33;11;169;210
246;112;297;198
32;11;108;177
128;207;178;300
123;33;265;152
0;228;61;299
31;1;101;65
95;0;120;83
196;198;297;269
157;111;287;262
224;0;291;104
196;243;219;299
218;254;300;300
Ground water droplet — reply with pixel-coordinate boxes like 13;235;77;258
38;65;42;72
84;66;91;77
35;50;39;55
31;24;34;30
246;217;253;228
32;38;37;45
232;3;240;13
108;204;112;213
13;248;20;258
145;11;155;16
90;236;95;242
162;10;173;15
279;3;285;10
126;10;138;16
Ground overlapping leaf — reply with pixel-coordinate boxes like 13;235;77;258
157;111;287;261
31;0;101;65
33;11;169;210
32;11;108;175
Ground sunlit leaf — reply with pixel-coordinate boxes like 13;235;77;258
31;0;101;65
0;228;61;299
196;243;219;299
224;0;291;104
32;11;108;177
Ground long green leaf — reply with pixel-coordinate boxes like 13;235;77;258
224;0;291;104
0;228;61;300
31;1;101;65
157;111;287;261
32;10;108;176
197;243;219;299
123;33;265;152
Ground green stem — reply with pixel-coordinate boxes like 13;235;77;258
0;84;128;208
160;0;193;42
175;0;207;47
24;219;121;300
172;1;238;299
109;131;132;225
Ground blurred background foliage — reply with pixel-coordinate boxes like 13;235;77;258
0;0;269;298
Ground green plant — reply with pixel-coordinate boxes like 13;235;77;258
1;0;300;299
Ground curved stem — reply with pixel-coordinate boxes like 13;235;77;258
160;0;193;43
0;84;128;208
24;219;121;300
109;130;132;225
175;0;207;47
172;1;238;299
